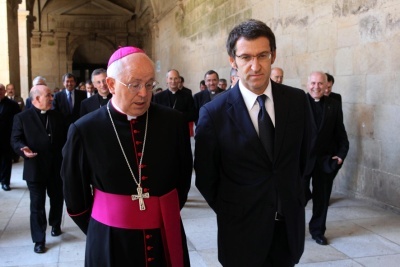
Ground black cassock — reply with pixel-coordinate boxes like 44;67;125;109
61;102;193;267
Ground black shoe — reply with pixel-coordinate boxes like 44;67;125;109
34;242;46;253
1;184;11;191
51;226;62;236
312;235;328;245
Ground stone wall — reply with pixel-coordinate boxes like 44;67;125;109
154;0;400;212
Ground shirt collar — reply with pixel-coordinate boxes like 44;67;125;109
239;80;273;112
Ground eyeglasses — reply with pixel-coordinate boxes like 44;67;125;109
235;52;272;64
115;79;159;93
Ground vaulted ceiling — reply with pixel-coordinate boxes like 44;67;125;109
24;0;180;31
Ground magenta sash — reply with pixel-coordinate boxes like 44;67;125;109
92;188;184;267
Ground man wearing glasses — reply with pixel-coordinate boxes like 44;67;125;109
61;47;193;266
80;68;112;117
195;19;311;267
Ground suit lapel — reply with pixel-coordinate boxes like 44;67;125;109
320;96;332;130
272;83;289;162
226;86;268;158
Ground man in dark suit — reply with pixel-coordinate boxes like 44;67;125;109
325;72;342;104
80;68;112;117
195;19;311;267
153;69;196;124
178;76;193;95
193;70;224;124
11;85;67;253
304;71;349;246
53;73;87;126
0;83;20;191
6;84;25;110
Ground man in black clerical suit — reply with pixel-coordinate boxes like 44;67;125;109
80;68;112;117
325;73;342;104
53;73;87;126
11;85;67;253
178;76;193;95
153;69;196;123
193;70;224;124
61;47;192;266
0;83;20;191
304;71;349;246
195;20;311;267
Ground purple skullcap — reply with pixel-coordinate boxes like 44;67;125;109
107;46;145;67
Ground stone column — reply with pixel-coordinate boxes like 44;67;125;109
56;31;69;84
18;0;29;98
6;0;21;93
0;0;10;84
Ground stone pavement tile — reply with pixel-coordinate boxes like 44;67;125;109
328;220;400;258
296;259;363;266
352;215;400;245
0;244;59;266
354;254;400;267
300;236;349;264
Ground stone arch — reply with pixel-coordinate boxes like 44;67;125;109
68;35;115;64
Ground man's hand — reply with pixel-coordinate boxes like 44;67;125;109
332;156;343;165
21;147;38;158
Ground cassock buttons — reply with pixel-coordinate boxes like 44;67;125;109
145;234;152;239
147;246;153;251
133;130;140;134
135;141;142;145
143;188;149;193
147;258;155;262
142;175;148;180
137;152;142;157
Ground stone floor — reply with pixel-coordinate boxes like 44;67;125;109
1;160;400;266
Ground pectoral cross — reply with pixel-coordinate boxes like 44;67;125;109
131;186;150;211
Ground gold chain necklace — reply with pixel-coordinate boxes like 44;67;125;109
107;103;150;211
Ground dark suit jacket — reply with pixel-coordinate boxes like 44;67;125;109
0;97;20;153
306;95;349;174
9;96;25;110
153;89;196;122
181;87;192;95
328;92;342;104
80;93;112;117
193;88;224;124
194;81;311;266
53;89;87;126
11;108;67;182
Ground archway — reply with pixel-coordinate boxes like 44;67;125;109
71;39;114;84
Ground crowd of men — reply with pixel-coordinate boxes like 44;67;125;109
0;18;349;267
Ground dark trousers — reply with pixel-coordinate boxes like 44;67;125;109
263;221;295;267
304;165;336;237
0;151;12;186
26;179;64;243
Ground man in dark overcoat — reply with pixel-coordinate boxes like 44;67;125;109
11;85;67;253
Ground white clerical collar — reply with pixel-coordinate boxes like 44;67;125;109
40;110;47;114
314;98;320;102
239;80;273;112
168;88;178;94
110;99;137;120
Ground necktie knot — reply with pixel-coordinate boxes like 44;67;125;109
257;94;267;108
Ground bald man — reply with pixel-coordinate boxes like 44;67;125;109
61;47;192;266
11;85;67;253
271;67;284;84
